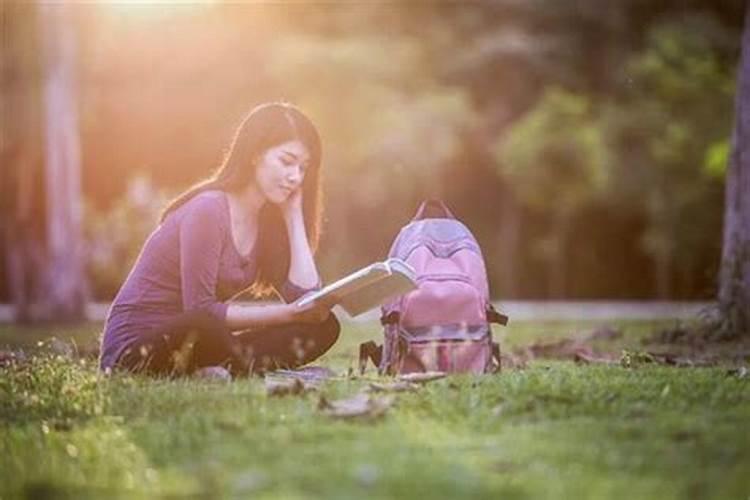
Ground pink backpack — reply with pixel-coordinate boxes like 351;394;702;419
359;200;508;375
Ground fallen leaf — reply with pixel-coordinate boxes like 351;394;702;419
585;327;623;341
0;350;24;368
268;365;336;383
397;371;446;384
318;393;395;420
573;351;618;365
367;381;420;393
49;338;75;358
500;353;528;370
194;366;232;382
726;366;748;379
265;378;315;397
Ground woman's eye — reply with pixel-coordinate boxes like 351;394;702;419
281;156;295;167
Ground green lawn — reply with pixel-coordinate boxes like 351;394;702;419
1;319;749;499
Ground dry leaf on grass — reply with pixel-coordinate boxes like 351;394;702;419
318;393;395;420
265;377;316;397
268;366;336;383
584;327;623;342
499;353;528;370
573;352;618;365
0;350;27;368
397;371;446;384
367;381;420;393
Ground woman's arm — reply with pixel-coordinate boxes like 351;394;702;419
180;195;328;331
281;190;320;289
224;300;329;330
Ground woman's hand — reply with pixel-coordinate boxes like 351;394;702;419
282;185;321;292
286;299;332;324
280;187;303;223
224;301;331;330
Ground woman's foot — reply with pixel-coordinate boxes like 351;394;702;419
194;365;232;381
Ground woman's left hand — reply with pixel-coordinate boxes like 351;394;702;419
280;187;303;222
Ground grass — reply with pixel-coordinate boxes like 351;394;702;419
1;319;749;499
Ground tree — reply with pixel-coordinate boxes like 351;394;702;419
1;2;87;322
605;16;734;298
718;4;750;337
493;88;610;298
1;2;44;322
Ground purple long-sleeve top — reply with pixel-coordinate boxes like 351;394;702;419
99;190;312;370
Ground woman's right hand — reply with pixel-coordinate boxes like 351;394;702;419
286;300;333;324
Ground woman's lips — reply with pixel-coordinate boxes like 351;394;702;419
280;184;296;195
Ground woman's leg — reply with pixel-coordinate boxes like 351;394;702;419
115;311;340;377
233;313;341;374
116;310;248;376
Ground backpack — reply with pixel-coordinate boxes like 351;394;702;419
359;200;508;375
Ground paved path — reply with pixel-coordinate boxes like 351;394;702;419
0;301;715;323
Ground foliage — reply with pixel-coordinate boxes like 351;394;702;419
492;87;610;295
3;2;743;301
0;353;106;425
494;87;610;215
83;175;170;299
603;16;735;295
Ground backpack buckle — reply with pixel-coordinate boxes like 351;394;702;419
358;341;382;375
380;311;400;325
487;305;509;326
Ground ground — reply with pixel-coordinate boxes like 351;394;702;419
1;318;749;499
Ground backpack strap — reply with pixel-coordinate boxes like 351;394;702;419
491;342;502;373
487;304;509;326
414;199;455;221
358;341;382;375
380;311;400;325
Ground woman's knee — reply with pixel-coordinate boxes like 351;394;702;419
291;313;340;363
316;313;341;350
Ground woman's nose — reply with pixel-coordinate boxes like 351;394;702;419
287;166;303;184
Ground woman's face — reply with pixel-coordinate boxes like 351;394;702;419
254;139;311;204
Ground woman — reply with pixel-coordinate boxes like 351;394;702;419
99;102;339;377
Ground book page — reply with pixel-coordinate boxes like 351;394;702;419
296;261;390;308
385;258;417;282
296;258;417;316
338;268;417;316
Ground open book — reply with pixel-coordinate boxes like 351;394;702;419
296;258;418;317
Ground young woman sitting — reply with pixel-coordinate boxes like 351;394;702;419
99;102;339;378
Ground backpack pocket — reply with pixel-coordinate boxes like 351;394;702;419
400;274;486;328
384;323;493;374
400;338;492;374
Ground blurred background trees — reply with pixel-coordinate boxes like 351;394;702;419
2;2;87;322
0;0;744;310
494;87;610;298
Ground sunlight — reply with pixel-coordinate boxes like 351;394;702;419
95;0;218;19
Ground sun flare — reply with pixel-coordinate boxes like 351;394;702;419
95;0;218;17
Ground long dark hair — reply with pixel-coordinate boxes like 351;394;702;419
161;102;323;297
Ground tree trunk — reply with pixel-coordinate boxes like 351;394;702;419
654;249;672;300
548;212;571;299
497;193;520;298
5;2;90;323
718;3;750;337
1;3;50;323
